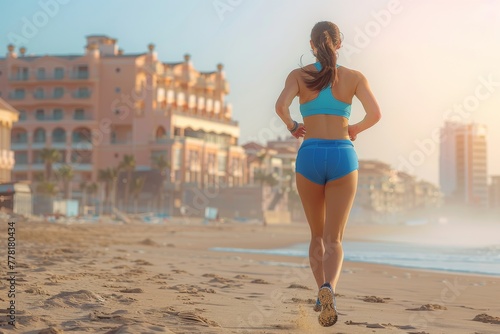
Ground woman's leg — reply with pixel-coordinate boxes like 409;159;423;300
296;173;326;289
323;170;358;291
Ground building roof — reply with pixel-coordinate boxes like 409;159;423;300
242;142;266;151
103;53;147;58
13;55;84;62
85;34;114;38
163;61;184;67
0;98;19;114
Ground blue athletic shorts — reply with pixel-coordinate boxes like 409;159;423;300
295;139;358;185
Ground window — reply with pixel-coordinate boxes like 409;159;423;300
53;87;64;98
33;128;46;143
75;65;89;79
35;109;45;120
14;152;28;164
32;151;43;164
74;87;90;98
18;110;27;121
11;129;28;144
11;88;25;99
53;109;63;120
218;155;226;172
52;128;66;143
54;67;64;79
16;67;29;80
174;148;181;168
72;128;91;143
37;68;46;80
74;109;85;120
34;88;44;99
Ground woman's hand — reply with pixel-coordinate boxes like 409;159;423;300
291;123;306;139
348;124;358;141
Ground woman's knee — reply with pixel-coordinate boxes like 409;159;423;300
323;239;342;253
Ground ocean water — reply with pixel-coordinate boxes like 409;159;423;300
211;241;500;276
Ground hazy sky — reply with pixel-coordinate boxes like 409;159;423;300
1;0;499;185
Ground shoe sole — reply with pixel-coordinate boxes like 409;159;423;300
318;287;338;327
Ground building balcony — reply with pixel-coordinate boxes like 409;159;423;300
72;141;93;150
32;142;48;150
110;139;133;145
11;142;28;150
8;72;95;84
72;91;92;99
8;75;30;82
0;150;15;169
8;92;27;100
6;94;94;107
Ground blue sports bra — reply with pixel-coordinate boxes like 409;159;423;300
299;62;352;119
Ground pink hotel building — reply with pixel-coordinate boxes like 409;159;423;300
0;36;247;197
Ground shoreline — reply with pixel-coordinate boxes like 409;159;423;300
3;219;499;333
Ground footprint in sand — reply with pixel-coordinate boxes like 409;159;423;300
168;284;215;294
472;313;500;324
287;284;311;290
174;310;221;328
103;293;137;305
44;289;105;308
25;286;49;295
290;297;316;305
406;304;447;311
361;295;392;303
104;324;175;334
139;238;159;246
234;274;249;279
119;288;144;293
345;320;417;330
133;259;153;266
38;327;64;334
202;273;243;289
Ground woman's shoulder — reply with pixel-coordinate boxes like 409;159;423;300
337;65;365;82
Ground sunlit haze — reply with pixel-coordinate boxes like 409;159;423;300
1;0;499;185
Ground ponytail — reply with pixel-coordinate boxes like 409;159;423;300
302;22;340;91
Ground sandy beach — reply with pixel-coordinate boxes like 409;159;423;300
1;218;499;334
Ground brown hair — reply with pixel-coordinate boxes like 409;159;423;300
303;21;341;91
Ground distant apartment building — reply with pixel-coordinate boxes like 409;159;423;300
354;160;441;222
439;122;488;207
489;175;500;209
0;37;246;205
0;98;18;183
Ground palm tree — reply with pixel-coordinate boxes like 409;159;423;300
80;181;99;215
36;181;58;197
254;170;267;186
119;154;135;211
40;148;61;181
130;176;146;213
152;155;170;213
86;182;98;210
57;164;74;199
98;168;118;213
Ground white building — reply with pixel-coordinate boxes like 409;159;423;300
439;122;488;207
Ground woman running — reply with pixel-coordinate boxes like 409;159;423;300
275;21;382;327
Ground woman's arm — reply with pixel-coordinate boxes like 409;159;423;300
349;72;382;140
275;70;306;138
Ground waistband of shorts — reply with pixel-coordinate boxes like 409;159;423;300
300;138;354;148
